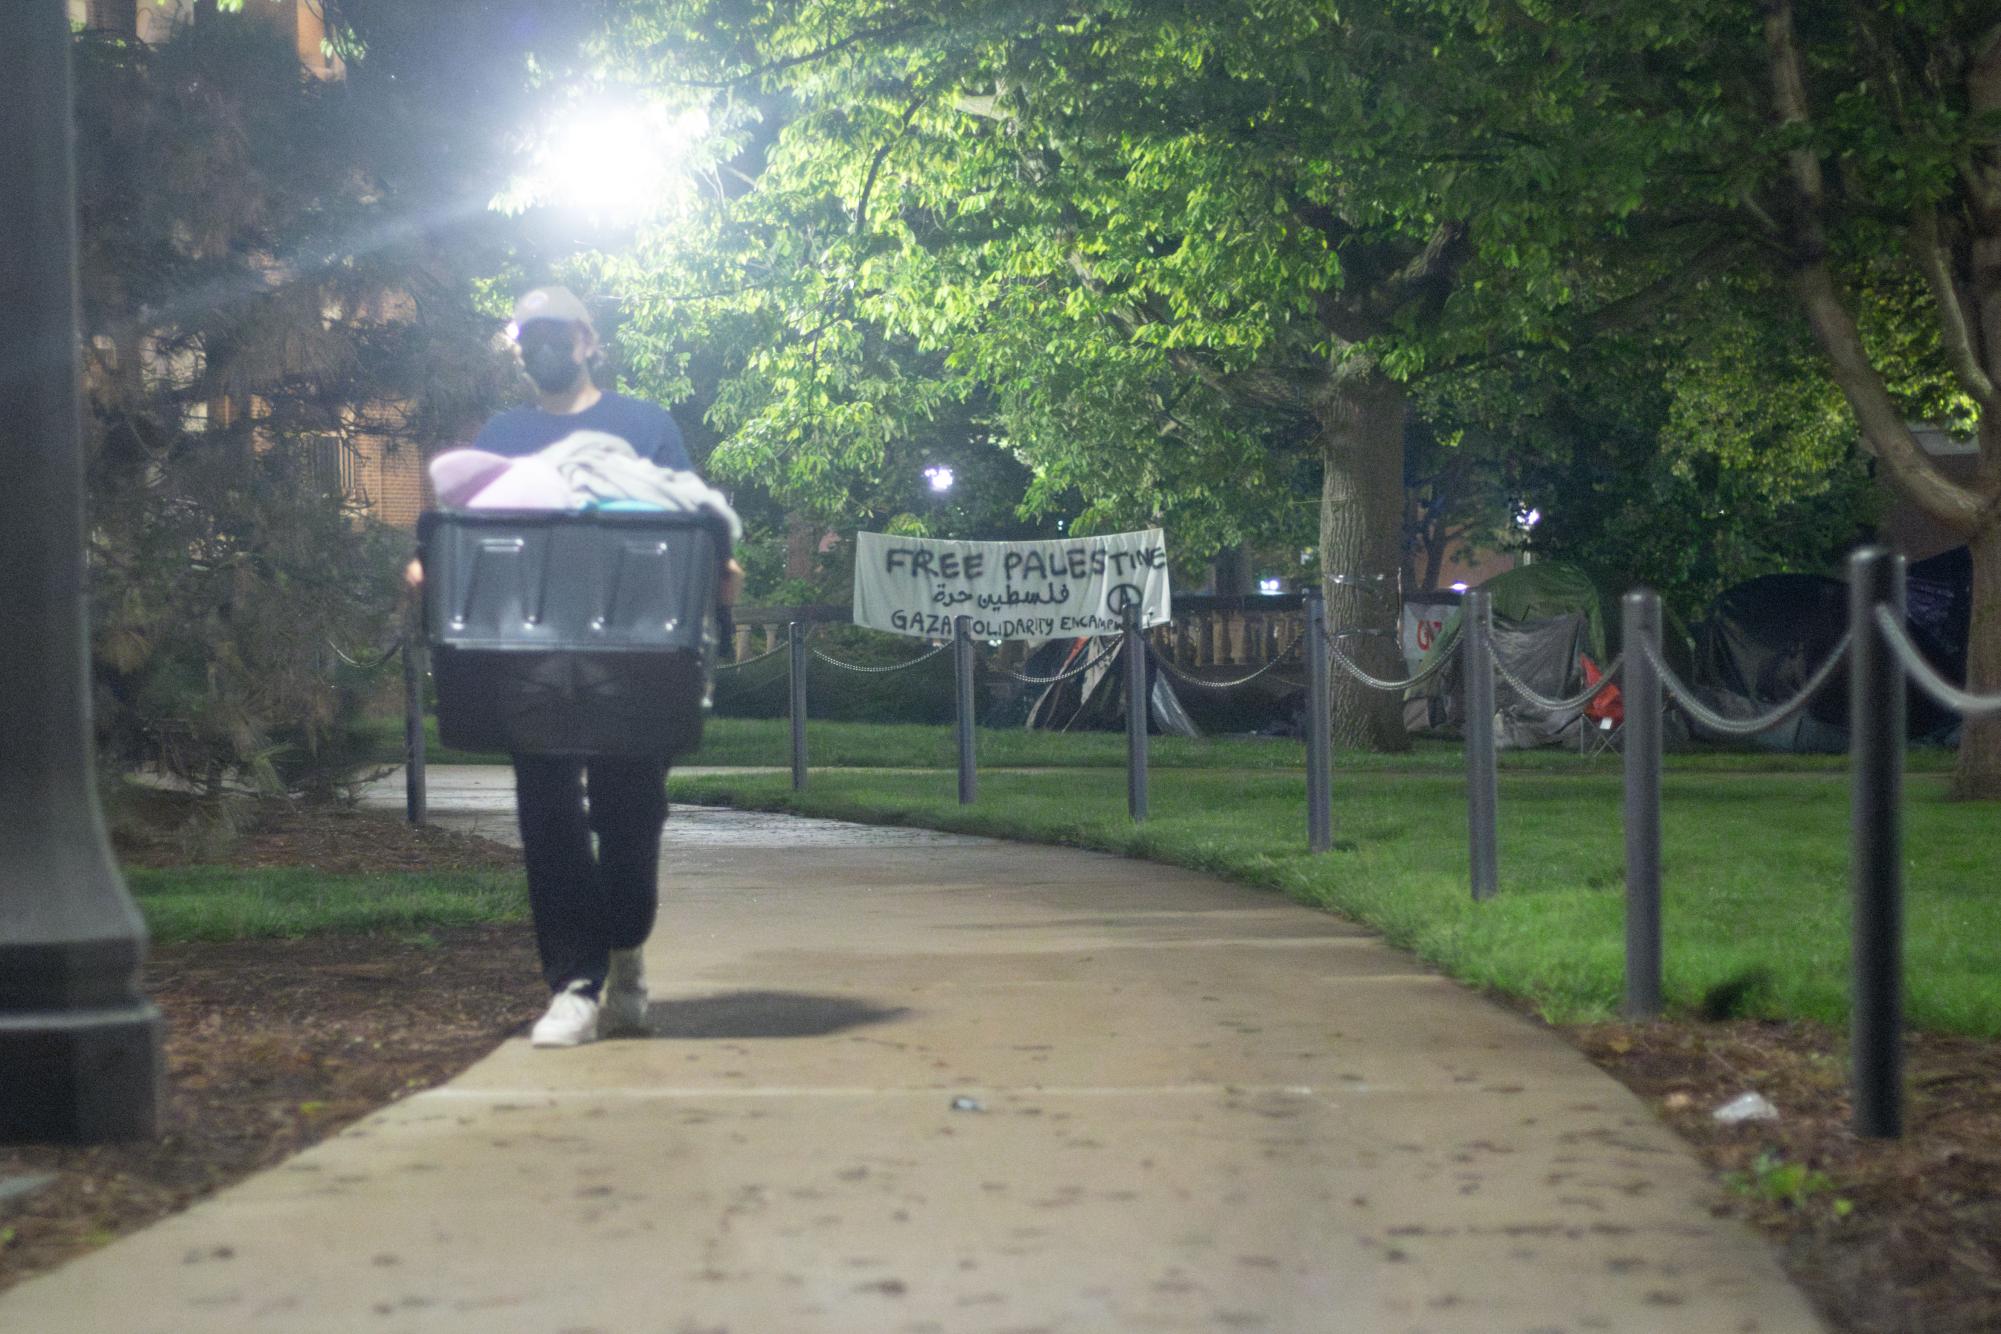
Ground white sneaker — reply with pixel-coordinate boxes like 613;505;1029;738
531;980;599;1048
601;948;649;1036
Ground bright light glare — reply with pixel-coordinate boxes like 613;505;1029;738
531;103;710;221
1517;506;1542;529
924;465;955;493
1450;581;1470;593
1258;578;1283;595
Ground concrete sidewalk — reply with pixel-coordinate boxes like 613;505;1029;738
0;770;1824;1331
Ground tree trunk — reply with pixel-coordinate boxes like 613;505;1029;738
1955;440;2001;799
1317;365;1409;752
1210;543;1253;596
783;512;821;581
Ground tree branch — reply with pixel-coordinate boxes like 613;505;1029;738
954;92;1004;122
855;96;927;235
1964;21;2001;413
1586;239;1746;334
1764;0;1980;533
655;20;927;91
1911;208;1998;406
1764;0;1829;258
1378;222;1470;313
1794;264;1982;532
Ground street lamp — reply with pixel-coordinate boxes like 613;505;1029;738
503;99;711;223
923;464;955;493
0;2;161;1141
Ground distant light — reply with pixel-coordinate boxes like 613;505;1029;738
1450;581;1469;593
924;465;955;493
1517;506;1542;529
1258;578;1283;595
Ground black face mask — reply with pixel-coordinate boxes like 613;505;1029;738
521;340;583;395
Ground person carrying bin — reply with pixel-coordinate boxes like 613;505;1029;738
409;285;741;1048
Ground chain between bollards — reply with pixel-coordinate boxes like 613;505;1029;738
1622;591;1663;1019
1849;546;1906;1140
1463;591;1499;901
1125;604;1149;822
1304;591;1333;853
788;621;808;792
954;616;977;805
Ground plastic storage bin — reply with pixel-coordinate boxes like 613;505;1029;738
418;509;729;758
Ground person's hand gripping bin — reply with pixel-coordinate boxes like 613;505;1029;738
416;508;733;758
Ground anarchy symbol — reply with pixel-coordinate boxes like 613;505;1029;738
1105;582;1145;616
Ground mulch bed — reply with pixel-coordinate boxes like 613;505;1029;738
2;797;1997;1331
109;785;525;875
1571;1021;2001;1333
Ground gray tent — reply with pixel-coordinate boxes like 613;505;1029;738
1408;611;1600;749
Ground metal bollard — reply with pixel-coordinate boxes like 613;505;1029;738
1125;605;1149;822
954;616;977;805
1621;590;1663;1019
1304;591;1333;852
1463;591;1500;901
402;630;427;826
788;621;808;792
1849;546;1906;1139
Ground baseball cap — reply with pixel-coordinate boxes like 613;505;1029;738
510;285;594;334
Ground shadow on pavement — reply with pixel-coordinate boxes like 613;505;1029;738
639;991;911;1040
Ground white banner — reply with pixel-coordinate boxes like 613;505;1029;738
854;530;1172;641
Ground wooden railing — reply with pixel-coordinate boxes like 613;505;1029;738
728;594;1310;668
1153;594;1306;667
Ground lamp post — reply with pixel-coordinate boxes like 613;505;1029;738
0;2;162;1142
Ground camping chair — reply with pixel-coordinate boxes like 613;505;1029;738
1578;653;1623;756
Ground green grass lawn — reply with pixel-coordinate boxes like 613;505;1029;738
666;765;2001;1038
368;710;1959;774
128;867;527;943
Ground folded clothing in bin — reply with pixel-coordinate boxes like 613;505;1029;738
428;434;743;539
419;508;730;758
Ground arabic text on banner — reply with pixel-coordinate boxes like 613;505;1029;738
852;530;1172;641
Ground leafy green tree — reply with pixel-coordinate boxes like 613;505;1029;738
588;0;1723;748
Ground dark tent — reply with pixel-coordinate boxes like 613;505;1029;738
1145;651;1306;736
1690;573;1851;750
1908;546;1973;680
1020;637;1203;736
1688;559;1967;749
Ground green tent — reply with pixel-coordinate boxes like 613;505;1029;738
1423;560;1609;667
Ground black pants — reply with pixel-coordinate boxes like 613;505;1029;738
513;755;669;996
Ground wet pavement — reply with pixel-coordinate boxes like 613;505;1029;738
0;767;1826;1331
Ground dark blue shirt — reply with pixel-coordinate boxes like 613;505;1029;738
472;392;691;471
